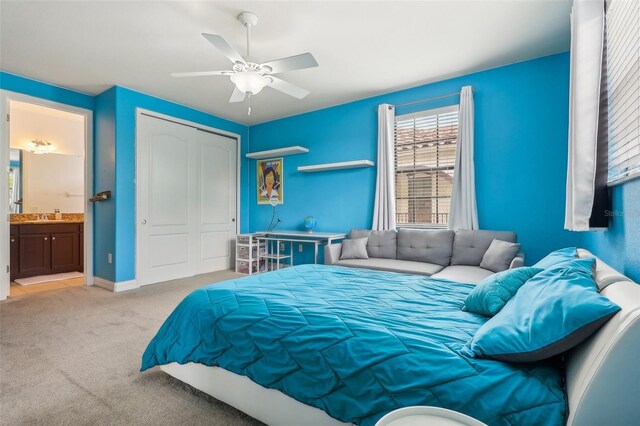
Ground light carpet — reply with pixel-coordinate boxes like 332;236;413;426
0;270;263;426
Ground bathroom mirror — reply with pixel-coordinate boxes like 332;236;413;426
8;148;84;214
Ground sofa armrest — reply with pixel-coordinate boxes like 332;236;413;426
324;243;343;265
509;252;525;269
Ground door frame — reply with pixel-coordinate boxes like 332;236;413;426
0;90;94;301
135;108;241;286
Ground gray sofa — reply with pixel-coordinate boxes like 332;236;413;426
324;228;524;284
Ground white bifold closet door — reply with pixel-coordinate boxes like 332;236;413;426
137;114;237;286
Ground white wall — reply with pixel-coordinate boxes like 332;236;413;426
22;151;84;213
9;100;84;155
9;100;85;213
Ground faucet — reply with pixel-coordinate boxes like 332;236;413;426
39;213;49;221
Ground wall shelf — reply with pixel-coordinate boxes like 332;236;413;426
246;146;309;159
297;160;375;172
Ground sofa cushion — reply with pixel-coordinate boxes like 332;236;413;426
432;265;494;285
480;239;521;273
340;238;369;260
334;258;444;276
451;230;517;266
349;229;397;259
397;229;454;266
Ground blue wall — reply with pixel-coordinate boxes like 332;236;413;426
581;180;640;282
247;53;583;264
108;86;249;282
93;87;117;281
0;72;95;111
2;71;249;284
5;56;636;281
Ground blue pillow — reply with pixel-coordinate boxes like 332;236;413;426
462;258;620;362
463;267;544;316
533;247;578;269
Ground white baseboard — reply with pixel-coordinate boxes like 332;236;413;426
93;277;139;293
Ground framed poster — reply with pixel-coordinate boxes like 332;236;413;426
257;157;283;204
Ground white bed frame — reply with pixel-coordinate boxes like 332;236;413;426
160;250;640;425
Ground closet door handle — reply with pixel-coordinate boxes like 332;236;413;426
44;237;48;241
10;238;15;243
52;237;56;241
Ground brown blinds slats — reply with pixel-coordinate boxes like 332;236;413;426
607;0;640;183
394;106;458;226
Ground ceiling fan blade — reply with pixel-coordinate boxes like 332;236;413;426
202;33;246;65
261;53;318;74
268;76;310;99
170;70;231;77
229;87;246;103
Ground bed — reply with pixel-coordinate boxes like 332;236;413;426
141;251;640;425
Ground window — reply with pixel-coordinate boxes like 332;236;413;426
394;105;458;227
606;0;640;184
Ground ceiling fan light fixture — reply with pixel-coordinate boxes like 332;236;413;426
26;138;55;154
230;71;271;95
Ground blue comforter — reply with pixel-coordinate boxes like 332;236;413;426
142;265;566;426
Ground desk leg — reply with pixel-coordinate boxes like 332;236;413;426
314;242;319;264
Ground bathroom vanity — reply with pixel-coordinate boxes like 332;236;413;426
10;221;83;280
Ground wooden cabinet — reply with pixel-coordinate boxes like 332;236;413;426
19;233;52;277
9;226;18;277
10;223;83;280
51;231;80;272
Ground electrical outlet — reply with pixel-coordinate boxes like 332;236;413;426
279;242;285;251
298;244;303;252
107;253;113;264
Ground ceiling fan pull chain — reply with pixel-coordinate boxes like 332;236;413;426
248;93;252;116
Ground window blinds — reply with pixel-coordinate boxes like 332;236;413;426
394;105;458;226
607;0;640;184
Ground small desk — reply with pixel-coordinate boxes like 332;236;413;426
255;230;346;268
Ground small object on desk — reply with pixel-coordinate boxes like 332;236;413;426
375;406;486;426
303;216;316;233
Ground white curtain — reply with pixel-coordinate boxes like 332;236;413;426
448;86;478;231
372;104;397;231
565;0;605;231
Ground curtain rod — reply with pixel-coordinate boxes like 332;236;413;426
387;88;472;109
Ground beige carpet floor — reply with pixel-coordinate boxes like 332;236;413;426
0;270;264;426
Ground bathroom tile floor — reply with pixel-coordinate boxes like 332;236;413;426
10;277;84;297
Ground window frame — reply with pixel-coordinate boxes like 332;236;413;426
605;0;640;186
394;104;459;229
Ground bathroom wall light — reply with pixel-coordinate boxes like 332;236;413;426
26;139;55;154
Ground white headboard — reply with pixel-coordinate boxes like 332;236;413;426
565;250;640;425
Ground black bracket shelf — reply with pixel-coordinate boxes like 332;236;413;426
89;191;111;202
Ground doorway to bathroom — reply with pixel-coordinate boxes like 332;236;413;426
1;92;94;300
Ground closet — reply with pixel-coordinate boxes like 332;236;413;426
136;113;238;286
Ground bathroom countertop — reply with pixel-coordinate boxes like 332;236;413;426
10;213;85;225
10;220;84;225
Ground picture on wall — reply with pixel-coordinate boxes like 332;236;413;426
257;157;283;204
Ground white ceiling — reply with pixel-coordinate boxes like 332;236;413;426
0;1;572;125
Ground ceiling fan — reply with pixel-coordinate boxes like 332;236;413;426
170;11;318;115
